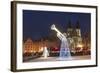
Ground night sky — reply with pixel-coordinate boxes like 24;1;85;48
23;10;91;40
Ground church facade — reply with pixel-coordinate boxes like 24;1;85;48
66;20;83;52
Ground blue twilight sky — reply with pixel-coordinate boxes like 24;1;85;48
23;10;91;40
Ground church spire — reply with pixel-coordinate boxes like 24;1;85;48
67;20;72;28
76;20;80;29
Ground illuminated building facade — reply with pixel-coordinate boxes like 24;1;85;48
23;38;49;53
66;20;83;52
23;38;34;53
